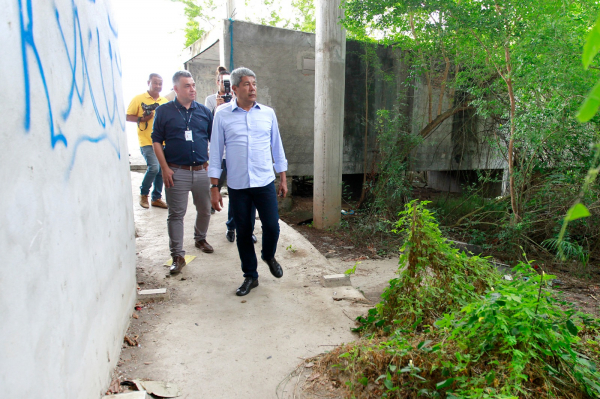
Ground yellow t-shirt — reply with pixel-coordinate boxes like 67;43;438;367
126;92;169;147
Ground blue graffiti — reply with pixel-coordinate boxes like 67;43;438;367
18;0;67;147
18;0;125;178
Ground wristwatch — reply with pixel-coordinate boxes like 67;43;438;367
210;184;219;189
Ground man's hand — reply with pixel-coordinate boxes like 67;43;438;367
210;188;223;211
216;96;225;107
278;174;288;198
140;111;154;123
162;167;175;188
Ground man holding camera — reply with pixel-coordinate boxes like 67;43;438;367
209;67;288;296
127;73;169;209
152;71;214;275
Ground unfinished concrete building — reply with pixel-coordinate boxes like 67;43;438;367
183;19;506;196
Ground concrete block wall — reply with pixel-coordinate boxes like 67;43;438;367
223;20;318;176
1;1;136;398
186;20;506;180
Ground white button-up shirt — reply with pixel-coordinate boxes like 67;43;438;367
208;99;288;189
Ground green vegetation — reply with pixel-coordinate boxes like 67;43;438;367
338;0;599;268
170;0;315;48
310;202;600;398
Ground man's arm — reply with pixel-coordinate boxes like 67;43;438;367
153;143;174;188
208;111;225;211
270;111;289;198
151;108;174;188
126;96;154;123
126;112;153;123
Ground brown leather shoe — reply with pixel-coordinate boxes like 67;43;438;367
140;195;149;209
195;239;214;253
170;255;186;275
151;198;168;209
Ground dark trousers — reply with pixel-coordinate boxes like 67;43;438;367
220;159;256;231
228;181;279;279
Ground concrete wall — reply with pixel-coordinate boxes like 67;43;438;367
185;20;506;178
1;1;136;398
410;80;505;171
223;20;318;176
186;20;412;176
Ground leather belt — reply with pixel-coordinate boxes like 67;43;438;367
168;162;208;171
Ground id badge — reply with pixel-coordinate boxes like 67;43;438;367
185;130;193;141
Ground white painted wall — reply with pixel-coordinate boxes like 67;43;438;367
0;1;136;398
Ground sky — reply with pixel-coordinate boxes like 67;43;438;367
110;0;301;157
111;0;189;156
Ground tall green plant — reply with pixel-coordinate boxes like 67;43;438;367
356;200;498;333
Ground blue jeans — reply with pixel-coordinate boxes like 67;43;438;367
228;181;279;279
140;145;163;201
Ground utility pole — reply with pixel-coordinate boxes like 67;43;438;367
226;0;243;19
313;0;346;229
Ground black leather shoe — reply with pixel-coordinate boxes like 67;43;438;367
252;234;257;244
170;255;186;275
262;257;283;278
236;277;258;296
226;230;235;242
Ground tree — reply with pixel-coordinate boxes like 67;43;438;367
344;0;599;222
171;0;316;48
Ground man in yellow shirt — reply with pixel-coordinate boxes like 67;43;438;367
127;73;169;209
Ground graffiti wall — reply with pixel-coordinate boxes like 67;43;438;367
0;0;136;397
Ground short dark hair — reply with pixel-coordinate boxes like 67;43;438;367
217;69;230;82
148;73;161;81
172;70;193;85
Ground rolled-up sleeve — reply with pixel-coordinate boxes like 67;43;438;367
208;111;224;179
270;112;288;173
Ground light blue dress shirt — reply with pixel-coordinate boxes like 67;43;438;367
208;99;288;190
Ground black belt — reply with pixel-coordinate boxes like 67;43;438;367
167;162;208;171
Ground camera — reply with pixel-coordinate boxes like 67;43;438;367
222;75;232;103
141;102;160;116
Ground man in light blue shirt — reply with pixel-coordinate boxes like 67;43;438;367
208;67;288;296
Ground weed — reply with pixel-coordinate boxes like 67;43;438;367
307;200;600;399
355;200;499;333
285;244;297;253
345;261;361;275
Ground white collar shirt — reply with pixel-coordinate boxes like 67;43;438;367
208;99;288;189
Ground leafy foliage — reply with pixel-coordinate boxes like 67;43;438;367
356;201;499;333
341;0;600;264
309;202;600;398
171;0;316;48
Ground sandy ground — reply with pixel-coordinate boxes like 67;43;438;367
113;171;400;398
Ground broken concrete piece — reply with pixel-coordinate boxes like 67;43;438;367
322;274;351;287
103;391;148;399
332;287;369;304
448;240;483;256
133;380;181;398
137;288;169;302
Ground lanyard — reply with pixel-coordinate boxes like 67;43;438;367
176;105;193;130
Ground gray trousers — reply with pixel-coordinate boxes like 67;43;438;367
164;168;211;257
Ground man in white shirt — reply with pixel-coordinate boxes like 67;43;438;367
205;69;257;244
208;67;288;296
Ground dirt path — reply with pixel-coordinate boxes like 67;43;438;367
113;172;393;398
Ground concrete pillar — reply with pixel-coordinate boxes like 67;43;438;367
313;0;346;229
226;0;243;19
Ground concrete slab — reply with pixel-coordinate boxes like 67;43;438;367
137;288;169;302
332;287;369;304
102;391;148;399
322;273;351;287
117;172;361;398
